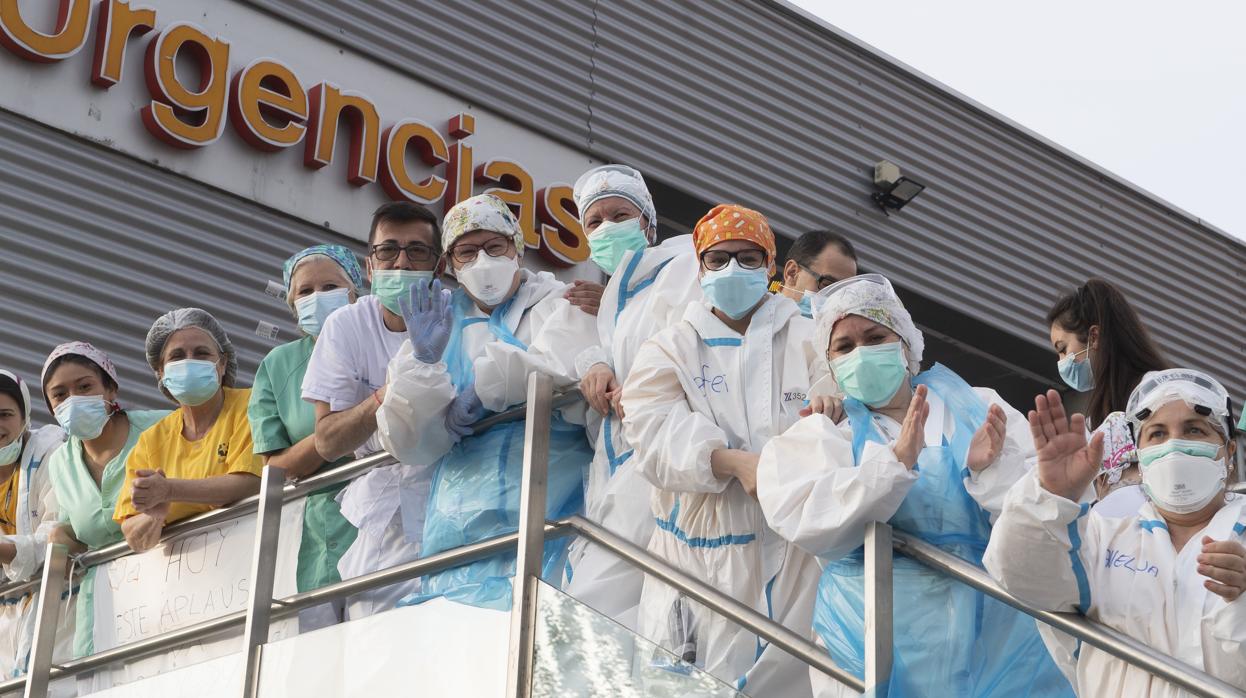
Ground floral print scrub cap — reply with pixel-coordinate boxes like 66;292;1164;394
441;194;524;255
812;273;925;374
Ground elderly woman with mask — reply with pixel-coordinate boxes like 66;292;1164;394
563;164;700;629
756;274;1071;697
41;343;168;657
114;309;263;552
986;370;1246;696
377;193;597;609
248;245;364;627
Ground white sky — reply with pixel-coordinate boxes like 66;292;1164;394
792;0;1246;240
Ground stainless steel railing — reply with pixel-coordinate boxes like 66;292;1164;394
3;378;1244;697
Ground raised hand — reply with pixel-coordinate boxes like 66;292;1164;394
1029;389;1103;501
967;403;1008;472
400;279;454;364
580;362;619;416
1198;536;1246;601
892;384;930;469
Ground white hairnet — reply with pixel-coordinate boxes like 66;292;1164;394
572;164;658;236
1125;368;1233;438
812;273;924;374
145;308;238;392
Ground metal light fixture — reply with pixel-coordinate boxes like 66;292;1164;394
871;160;926;216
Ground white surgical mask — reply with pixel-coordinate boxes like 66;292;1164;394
1137;438;1227;514
0;435;22;466
457;252;519;307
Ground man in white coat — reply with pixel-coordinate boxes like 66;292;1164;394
377;193;599;609
621;204;821;697
985;369;1246;696
562;164;701;631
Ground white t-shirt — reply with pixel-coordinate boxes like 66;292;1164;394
302;295;407;456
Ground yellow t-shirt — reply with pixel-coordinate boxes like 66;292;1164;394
114;387;263;524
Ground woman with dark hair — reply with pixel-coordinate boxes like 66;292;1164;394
1046;277;1169;515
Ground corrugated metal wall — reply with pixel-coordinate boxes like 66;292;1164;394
249;0;1246;400
0;110;364;423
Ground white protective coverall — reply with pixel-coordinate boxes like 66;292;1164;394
985;472;1246;697
564;234;701;630
758;368;1073;698
377;269;599;609
621;293;822;698
0;424;68;680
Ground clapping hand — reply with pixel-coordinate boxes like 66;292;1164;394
966;404;1008;472
1029;390;1103;501
1198;536;1246;601
892;385;930;469
400;279;453;364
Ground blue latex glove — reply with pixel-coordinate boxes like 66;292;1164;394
445;387;486;443
399;278;453;364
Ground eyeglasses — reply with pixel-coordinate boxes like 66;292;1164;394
371;242;435;263
449;237;513;265
700;249;768;271
797;262;841;290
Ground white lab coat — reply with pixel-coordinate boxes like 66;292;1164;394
564;235;701;631
985;473;1246;697
620;294;821;698
0;425;67;680
757;383;1038;697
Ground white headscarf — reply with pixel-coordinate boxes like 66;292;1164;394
812;273;924;374
572;164;658;236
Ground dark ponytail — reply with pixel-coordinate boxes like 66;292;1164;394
1045;278;1169;428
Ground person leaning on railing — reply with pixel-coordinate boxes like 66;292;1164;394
755;273;1073;697
40;342;169;657
248;245;364;630
114;309;263;552
985;369;1246;696
0;370;65;679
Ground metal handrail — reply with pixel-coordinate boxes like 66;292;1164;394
0;391;581;602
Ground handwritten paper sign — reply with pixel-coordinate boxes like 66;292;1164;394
83;504;303;691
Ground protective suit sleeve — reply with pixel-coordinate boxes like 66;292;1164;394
620;338;731;494
376;340;457;465
4;470;59;581
474;296;599;413
757;415;918;559
964;388;1035;522
574;345;611;381
983;470;1098;614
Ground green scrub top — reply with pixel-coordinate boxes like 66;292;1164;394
46;408;168;658
248;335;357;594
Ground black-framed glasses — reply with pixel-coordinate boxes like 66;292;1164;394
700;248;768;271
797;262;841;290
450;236;513;264
371;242;435;263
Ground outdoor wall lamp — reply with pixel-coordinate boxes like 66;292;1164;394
871;160;926;216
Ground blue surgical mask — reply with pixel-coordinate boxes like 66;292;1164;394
0;436;21;466
53;395;114;440
779;286;814;318
831;342;909;407
700;260;770;320
294;288;351;337
588;218;649;275
161;359;221;406
371;270;434;315
1057;348;1094;392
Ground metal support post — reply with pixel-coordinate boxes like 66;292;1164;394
22;544;69;698
864;521;894;695
241;466;286;698
506;373;554;698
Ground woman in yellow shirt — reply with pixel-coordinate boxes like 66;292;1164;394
115;309;264;552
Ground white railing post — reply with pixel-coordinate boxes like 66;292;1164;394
21;543;69;698
864;521;894;695
241;465;286;698
506;373;553;698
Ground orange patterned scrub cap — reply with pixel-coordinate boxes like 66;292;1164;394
692;204;777;274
